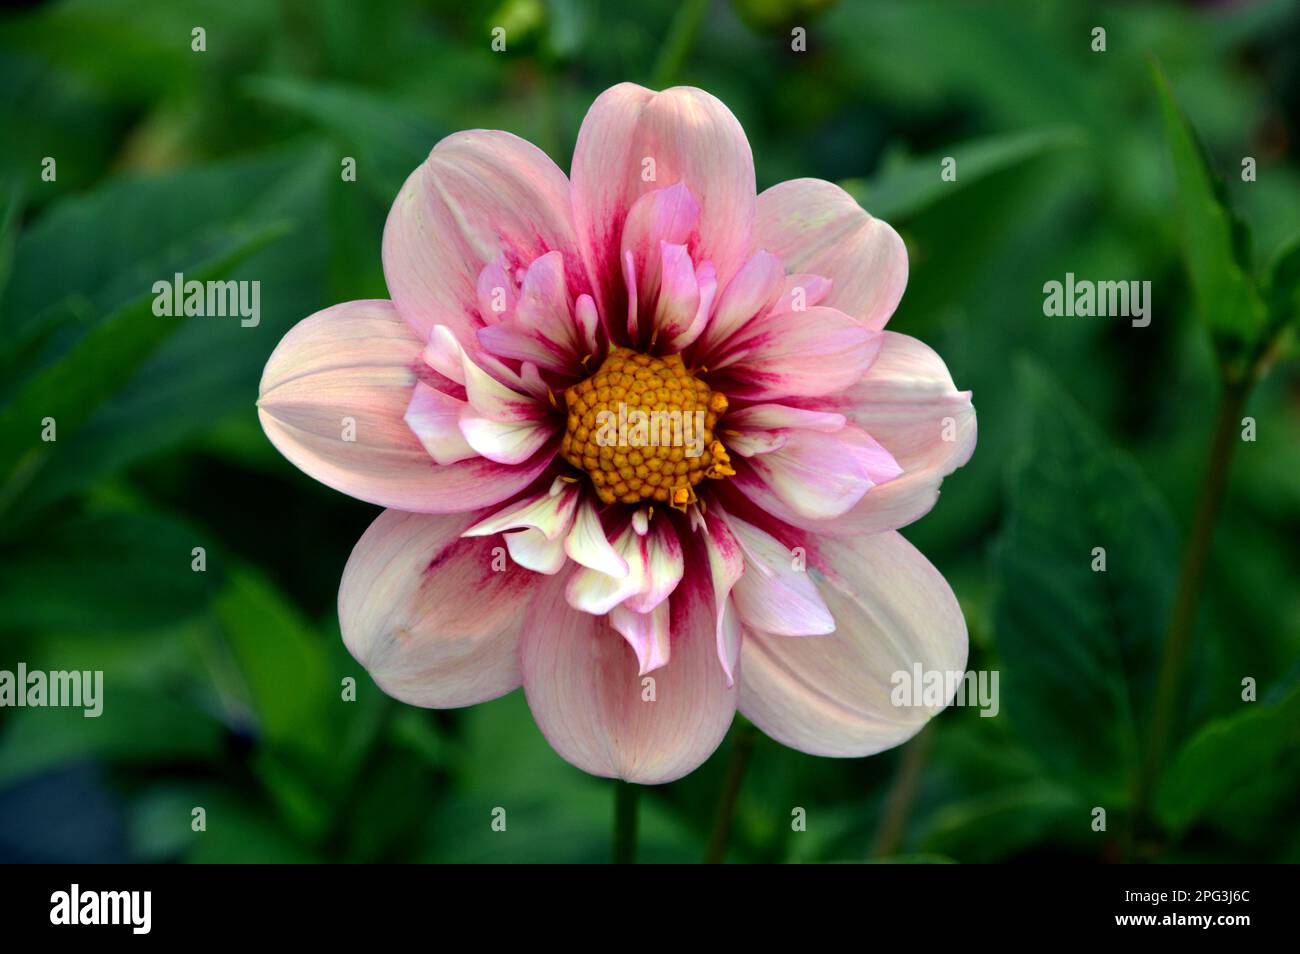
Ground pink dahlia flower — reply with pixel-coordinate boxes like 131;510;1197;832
258;84;976;783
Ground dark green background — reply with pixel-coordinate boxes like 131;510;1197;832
1;0;1297;863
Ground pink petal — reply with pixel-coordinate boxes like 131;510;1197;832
338;509;543;708
475;258;518;324
423;325;545;418
755;178;907;331
566;521;649;614
787;332;976;535
727;404;846;432
726;430;787;458
384;130;585;345
695;250;784;358
258;300;553;512
693;508;745;685
650;241;701;346
458;410;558;466
722;510;834;636
717;600;743;690
476;251;582;374
521;570;737;783
610;601;672;675
575;293;600;356
621;248;640;341
663;259;717;352
404;382;477;465
622;184;699;319
739;531;968;757
622;521;684;614
422;324;557;465
572;84;755;329
458;339;547;423
770;273;832;315
732;423;903;523
713;307;882;401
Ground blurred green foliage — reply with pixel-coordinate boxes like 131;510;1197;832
0;0;1297;863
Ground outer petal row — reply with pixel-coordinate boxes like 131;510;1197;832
754;178;908;332
739;530;968;757
572;83;756;332
785;332;977;535
521;567;737;784
257;299;553;512
383;130;587;347
335;508;967;778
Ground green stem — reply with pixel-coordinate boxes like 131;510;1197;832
613;781;639;864
1131;376;1249;847
871;725;933;858
704;722;758;864
649;0;709;89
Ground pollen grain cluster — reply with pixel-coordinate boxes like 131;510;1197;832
561;347;733;508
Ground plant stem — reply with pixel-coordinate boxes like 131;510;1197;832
1131;376;1249;843
613;781;639;864
650;0;709;89
704;722;758;863
872;725;933;858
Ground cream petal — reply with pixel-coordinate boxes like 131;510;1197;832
564;497;629;578
505;527;569;574
739;531;967;757
565;521;648;614
458;410;558;466
461;482;579;539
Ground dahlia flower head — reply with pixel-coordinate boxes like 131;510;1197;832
258;84;976;784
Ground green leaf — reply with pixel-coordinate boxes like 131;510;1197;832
4;148;334;517
0;219;289;519
213;568;333;761
1151;61;1267;364
244;76;441;203
1155;680;1300;833
0;184;21;307
1262;229;1300;333
842;126;1083;223
917;784;1081;863
0;686;225;786
1;147;316;334
129;785;323;864
991;361;1178;805
0;509;220;633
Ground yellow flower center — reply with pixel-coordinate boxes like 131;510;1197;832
561;347;733;510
